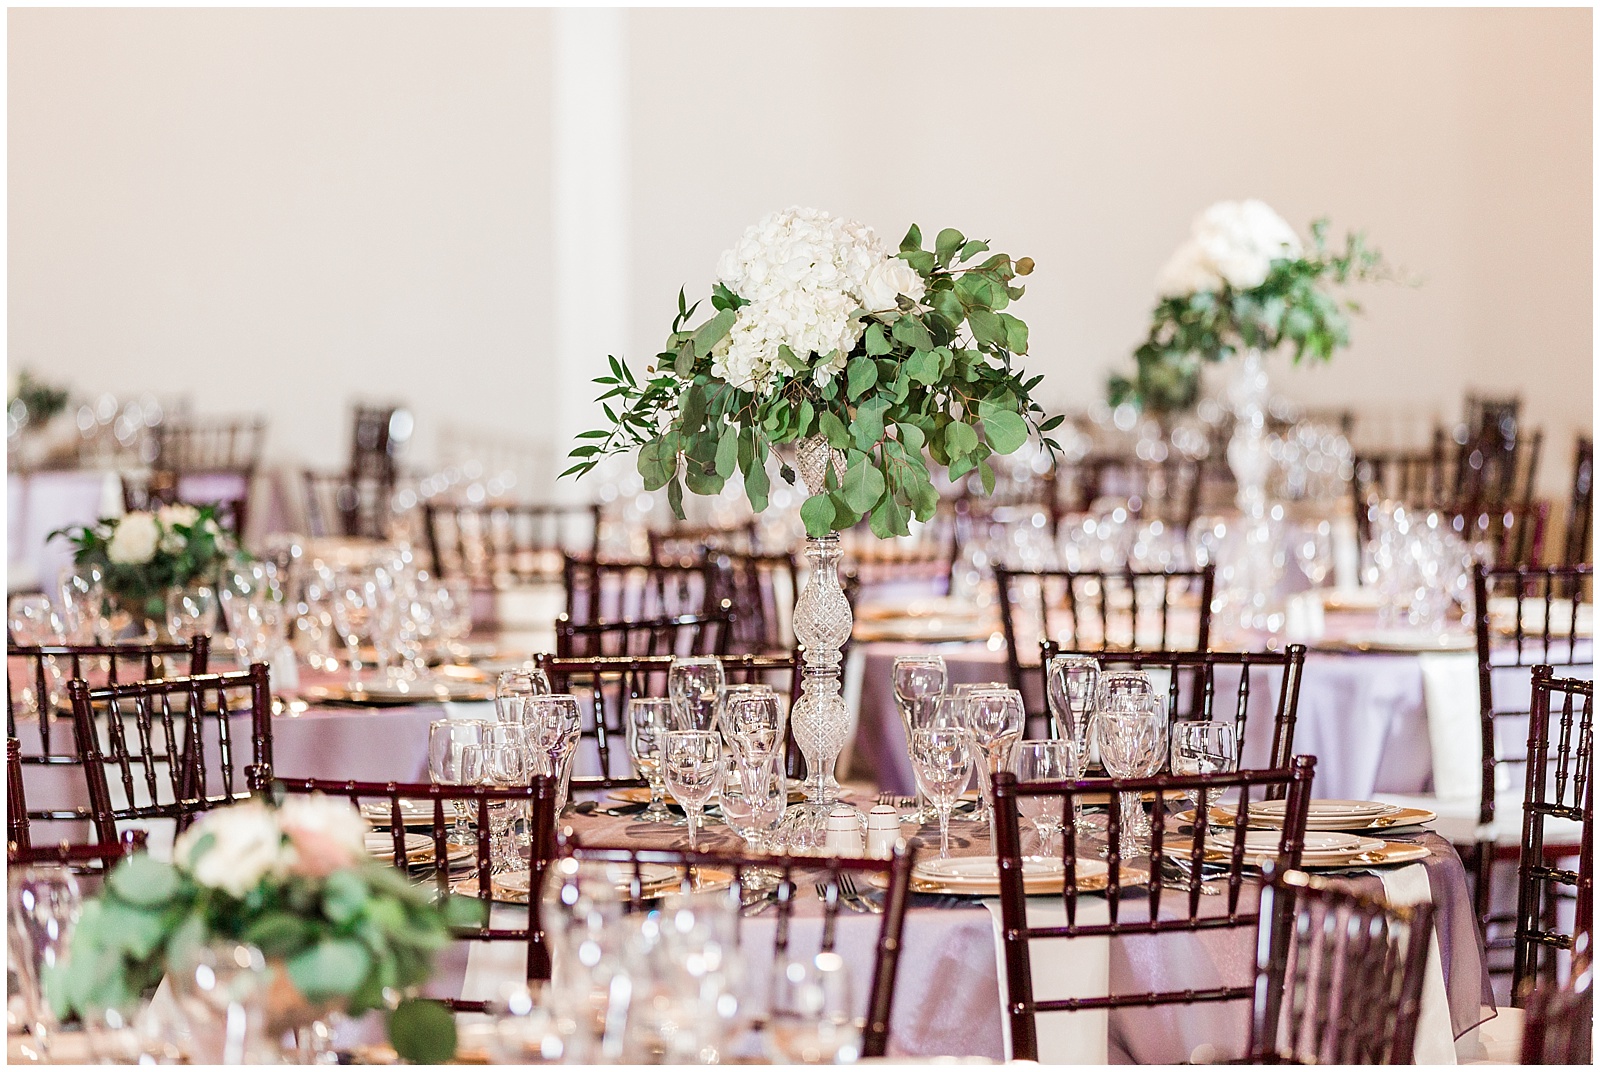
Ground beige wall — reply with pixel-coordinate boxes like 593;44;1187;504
10;7;1592;500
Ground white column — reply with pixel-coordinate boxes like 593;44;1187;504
549;8;629;503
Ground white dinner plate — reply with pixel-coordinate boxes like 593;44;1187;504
360;799;440;825
914;855;1070;885
365;831;431;858
1212;830;1370;856
1254;799;1395;819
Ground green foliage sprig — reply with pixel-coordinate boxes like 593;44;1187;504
566;225;1063;538
8;369;70;426
1110;219;1397;414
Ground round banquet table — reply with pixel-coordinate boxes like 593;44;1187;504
421;795;1494;1063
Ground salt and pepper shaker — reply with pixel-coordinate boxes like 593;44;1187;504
825;804;865;855
865;805;902;858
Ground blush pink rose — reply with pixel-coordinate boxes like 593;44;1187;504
278;795;369;878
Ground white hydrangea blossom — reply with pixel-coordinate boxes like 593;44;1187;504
712;207;927;394
1156;199;1303;297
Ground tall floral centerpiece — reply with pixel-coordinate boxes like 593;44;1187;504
52;503;239;632
47;796;469;1063
1114;200;1394;514
567;207;1060;830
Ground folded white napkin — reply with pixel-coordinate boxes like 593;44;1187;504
1376;863;1455;1064
980;894;1110;1063
1417;652;1481;805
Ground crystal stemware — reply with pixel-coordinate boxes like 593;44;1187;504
892;655;947;822
427;719;486;845
1170;720;1238;831
1293;520;1334;589
479;723;532;871
767;951;860;1064
330;573;374;691
8;863;82;1057
495;667;552;723
165;584;218;644
719;752;786;886
1012;739;1078;856
963;687;1026;826
57;567;106;644
7;594;62;647
625;697;679;824
668;657;725;732
1093;697;1168;855
524;694;584;813
1045;655;1101;763
908;726;972;858
718;686;784;766
663;730;723;851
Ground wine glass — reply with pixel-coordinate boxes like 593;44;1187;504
719;752;786;887
719;686;784;765
1293;520;1334;589
524;695;584;813
1093;697;1168;856
963;687;1026;826
1046;655;1100;762
9;864;82;1056
625;697;678;824
427;719;486;845
1098;670;1157;713
768;951;860;1063
7;594;62;646
57;567;106;644
479;723;532;871
330;573;374;691
165;584;218;643
663;730;723;850
1012;739;1078;857
1170;720;1238;832
668;657;725;732
908;727;972;858
892;656;947;822
433;577;474;660
495;668;552;724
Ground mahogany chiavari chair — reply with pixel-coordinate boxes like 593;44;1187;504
555;607;732;660
545;839;916;1058
7;737;149;871
646;519;760;560
1038;642;1306;775
534;652;803;789
1064;454;1206;532
423;502;602;587
7;638;209;835
1564;435;1593;567
301;469;393;539
990;756;1317;1061
562;554;716;624
1519;931;1593;1063
263;774;560;1011
994;565;1215;695
67;664;274;847
1246;865;1434;1064
1465;564;1594;949
349;403;409;484
706;549;800;655
1512;667;1594;1000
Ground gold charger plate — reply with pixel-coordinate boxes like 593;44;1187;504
304;680;496;706
453;866;736;904
608;786;807;806
1184;805;1438;833
867;858;1148;896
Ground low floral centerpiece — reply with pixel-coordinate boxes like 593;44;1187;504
52;503;239;627
566;206;1059;836
47;796;469;1063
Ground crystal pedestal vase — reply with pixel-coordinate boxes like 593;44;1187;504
1224;348;1282;632
779;436;865;850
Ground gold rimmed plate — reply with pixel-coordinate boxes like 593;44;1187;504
1185;803;1437;834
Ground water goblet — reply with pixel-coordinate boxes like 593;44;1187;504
427;719;486;845
1170;720;1238;831
9;863;82;1057
963;687;1026;826
57;567;106;644
663;730;723;851
1012;739;1078;856
892;656;947;821
908;726;972;858
625;697;679;824
1293;520;1334;589
330;573;374;691
668;657;725;732
479;723;532;871
1097;670;1157;714
719;686;784;765
767;951;860;1064
524;694;584;813
7;594;62;646
719;753;786;888
165;584;218;644
495;667;552;723
1046;655;1100;762
1093;698;1168;856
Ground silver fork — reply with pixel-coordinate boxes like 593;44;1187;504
837;872;883;914
817;880;867;914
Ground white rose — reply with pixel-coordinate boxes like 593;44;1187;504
159;530;187;555
173;801;287;898
1155;239;1225;298
1192;199;1301;291
106;512;160;565
158;503;201;529
859;257;926;313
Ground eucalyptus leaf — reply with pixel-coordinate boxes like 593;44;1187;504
800;494;836;538
107;855;180;908
287;939;372;1000
389;998;458;1065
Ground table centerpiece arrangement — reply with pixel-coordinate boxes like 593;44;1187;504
51;502;241;637
566;206;1061;834
45;795;470;1063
